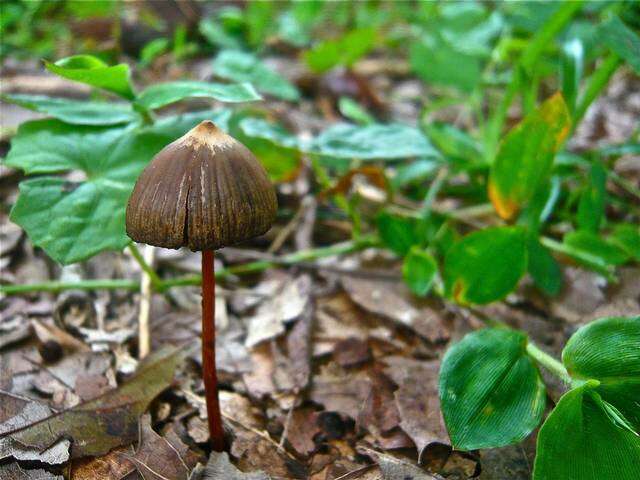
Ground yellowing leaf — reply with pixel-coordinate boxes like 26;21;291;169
489;93;571;221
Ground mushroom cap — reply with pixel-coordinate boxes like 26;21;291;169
126;120;277;251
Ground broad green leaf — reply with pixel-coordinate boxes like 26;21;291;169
564;231;630;266
311;123;439;161
213;50;300;101
443;226;527;304
563;316;640;430
534;381;640;480
410;35;481;93
304;28;376;73
527;236;562;296
8;111;225;264
488;93;571;220
609;223;640;261
599;16;640;74
234;117;300;182
391;159;440;189
376;212;419;257
45;55;135;100
403;247;437;297
577;161;606;232
135;81;261;110
440;328;546;450
2;93;138;126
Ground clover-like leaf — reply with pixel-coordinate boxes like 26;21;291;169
440;328;546;450
534;381;640;480
443;226;527;304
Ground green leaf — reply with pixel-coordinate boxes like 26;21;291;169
304;28;376;73
443;226;527;304
527;236;562;296
599;16;640;74
564;231;630;266
561;38;584;114
212;50;300;101
2;93;138;126
312;123;439;161
376;212;419;257
338;97;375;125
577;161;606;232
233;117;300;182
8;111;225;264
439;328;546;450
410;35;481;93
609;223;640;261
135;81;261;110
45;55;135;100
488;93;571;220
563;316;640;430
403;247;437;297
534;381;640;480
424;122;482;164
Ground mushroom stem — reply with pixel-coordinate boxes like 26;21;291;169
201;249;225;451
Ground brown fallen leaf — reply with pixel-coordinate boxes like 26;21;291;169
383;357;450;464
69;446;136;480
285;407;321;457
309;363;371;421
0;347;185;460
124;414;198;480
341;276;448;342
199;451;270;480
0;462;63;480
375;451;445;480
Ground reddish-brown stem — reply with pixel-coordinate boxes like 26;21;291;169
201;249;225;451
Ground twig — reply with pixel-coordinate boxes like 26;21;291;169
137;245;155;359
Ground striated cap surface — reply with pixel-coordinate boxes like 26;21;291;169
126;120;277;251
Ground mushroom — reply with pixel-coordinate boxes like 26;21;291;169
126;120;277;451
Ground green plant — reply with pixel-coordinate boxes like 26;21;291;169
439;316;640;480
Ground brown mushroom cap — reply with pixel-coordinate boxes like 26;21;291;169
126;120;277;251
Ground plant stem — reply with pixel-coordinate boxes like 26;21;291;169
526;342;572;384
128;243;162;290
574;54;622;128
201;250;224;451
0;236;377;295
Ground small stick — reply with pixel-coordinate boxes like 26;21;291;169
201;250;225;451
138;244;155;358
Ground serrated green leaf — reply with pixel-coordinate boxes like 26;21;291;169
439;328;546;450
534;381;640;480
403;247;437;297
599;16;640;74
135;81;261;110
563;316;640;430
488;93;571;220
45;55;135;100
2;94;139;126
8;111;227;264
376;212;419;257
564;230;630;266
213;50;300;101
311;123;439;161
443;226;527;304
527;236;562;296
